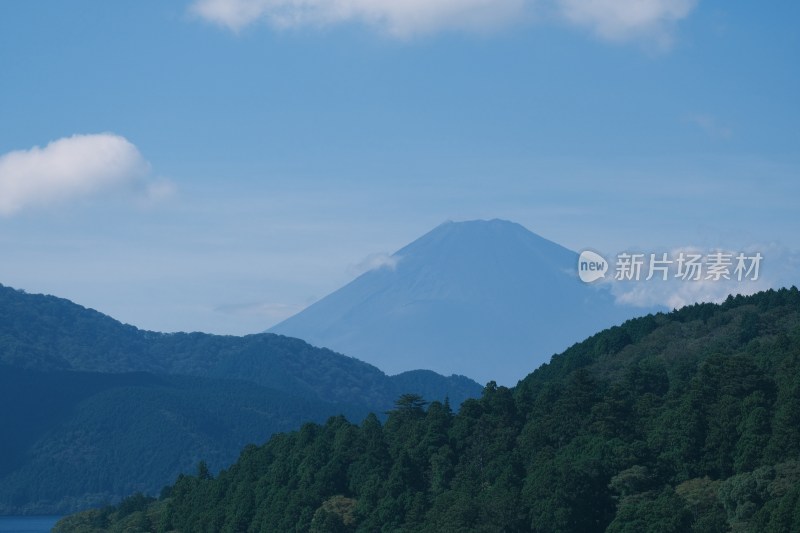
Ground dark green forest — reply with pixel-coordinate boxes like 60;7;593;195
56;288;800;532
0;367;372;514
0;284;480;514
0;284;480;409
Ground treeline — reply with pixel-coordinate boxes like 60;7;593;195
56;288;800;532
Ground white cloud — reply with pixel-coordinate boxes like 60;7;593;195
190;0;527;36
614;276;770;310
555;0;698;46
351;252;400;276
0;133;170;216
190;0;699;44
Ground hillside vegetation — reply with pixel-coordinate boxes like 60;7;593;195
0;284;480;514
0;284;479;408
57;288;800;532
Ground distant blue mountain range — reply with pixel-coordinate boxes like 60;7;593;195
270;219;660;385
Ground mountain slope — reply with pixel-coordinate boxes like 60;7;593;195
0;284;481;514
0;283;480;408
270;219;655;385
0;366;365;514
60;287;800;532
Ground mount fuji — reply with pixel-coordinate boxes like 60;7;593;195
269;219;657;385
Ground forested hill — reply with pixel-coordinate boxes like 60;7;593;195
56;287;800;533
0;283;480;408
0;284;480;514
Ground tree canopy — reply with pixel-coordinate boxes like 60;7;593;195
55;287;800;532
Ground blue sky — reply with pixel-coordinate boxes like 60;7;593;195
0;0;798;334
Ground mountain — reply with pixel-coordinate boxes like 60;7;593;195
0;283;479;408
0;284;481;514
270;219;656;385
59;288;800;533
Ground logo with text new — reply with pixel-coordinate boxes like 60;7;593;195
578;250;608;283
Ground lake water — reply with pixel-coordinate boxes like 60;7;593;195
0;516;61;533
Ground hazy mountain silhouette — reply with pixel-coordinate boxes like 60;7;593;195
270;219;657;384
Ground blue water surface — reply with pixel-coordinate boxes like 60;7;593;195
0;516;61;533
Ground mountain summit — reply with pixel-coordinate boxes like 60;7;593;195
270;219;653;384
